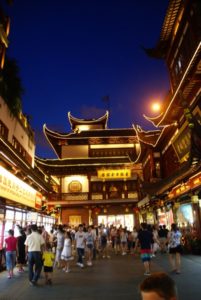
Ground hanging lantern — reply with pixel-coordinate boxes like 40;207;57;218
133;207;139;213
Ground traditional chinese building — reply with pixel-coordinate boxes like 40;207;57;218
0;5;55;269
138;0;201;236
35;112;146;229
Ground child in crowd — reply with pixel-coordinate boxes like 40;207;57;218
61;231;73;272
42;242;55;285
140;272;178;300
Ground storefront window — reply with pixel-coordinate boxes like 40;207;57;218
98;215;107;226
27;212;37;224
98;214;134;231
157;209;174;229
22;212;27;226
15;211;23;222
0;220;4;250
37;215;42;225
177;203;193;227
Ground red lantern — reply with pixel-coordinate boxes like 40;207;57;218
133;207;139;214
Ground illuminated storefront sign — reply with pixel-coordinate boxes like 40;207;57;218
0;166;42;209
98;169;131;179
168;172;201;199
172;126;191;163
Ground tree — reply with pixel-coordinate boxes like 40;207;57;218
0;57;24;116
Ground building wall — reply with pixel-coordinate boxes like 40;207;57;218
61;207;89;225
0;96;35;167
167;1;201;91
161;145;179;178
61;145;88;158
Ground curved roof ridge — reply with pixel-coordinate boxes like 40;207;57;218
43;124;73;138
143;112;164;127
68;111;109;129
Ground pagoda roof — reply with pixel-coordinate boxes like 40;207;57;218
133;124;177;163
160;0;182;44
43;124;138;158
35;156;133;176
68;111;109;130
133;125;161;147
143;41;201;127
143;0;182;59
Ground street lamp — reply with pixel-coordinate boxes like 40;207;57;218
151;102;161;113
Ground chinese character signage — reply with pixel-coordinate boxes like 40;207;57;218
97;169;131;179
172;126;191;163
0;166;42;209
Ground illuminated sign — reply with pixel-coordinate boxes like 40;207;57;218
0;166;42;209
172;126;191;163
98;169;131;179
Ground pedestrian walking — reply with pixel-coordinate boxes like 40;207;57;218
24;224;45;286
120;228;128;255
167;223;182;274
85;225;95;266
135;223;153;276
75;224;86;268
54;225;64;269
61;231;73;272
17;228;26;272
4;229;17;279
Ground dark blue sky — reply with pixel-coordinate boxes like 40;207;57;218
5;0;169;158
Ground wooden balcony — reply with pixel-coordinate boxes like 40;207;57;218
48;191;139;206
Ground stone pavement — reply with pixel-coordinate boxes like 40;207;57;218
0;252;201;300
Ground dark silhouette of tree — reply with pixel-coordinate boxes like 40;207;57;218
0;57;24;116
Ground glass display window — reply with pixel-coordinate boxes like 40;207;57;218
107;215;116;227
124;214;134;231
37;214;42;225
98;215;107;226
22;212;27;226
5;210;14;220
177;203;193;227
27;212;37;223
115;215;125;228
15;211;23;221
4;220;14;239
98;214;134;231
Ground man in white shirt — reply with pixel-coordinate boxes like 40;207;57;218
25;224;45;285
75;224;86;268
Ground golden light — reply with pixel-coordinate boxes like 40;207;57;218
151;102;161;112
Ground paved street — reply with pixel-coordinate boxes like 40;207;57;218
0;252;201;300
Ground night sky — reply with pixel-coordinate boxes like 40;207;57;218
4;0;169;158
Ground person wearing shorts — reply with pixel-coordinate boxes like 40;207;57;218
135;223;153;276
167;223;182;274
85;226;95;266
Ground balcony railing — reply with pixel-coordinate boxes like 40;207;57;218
48;191;138;205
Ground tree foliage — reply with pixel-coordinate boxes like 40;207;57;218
0;57;24;116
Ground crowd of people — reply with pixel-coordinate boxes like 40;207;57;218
3;222;183;288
